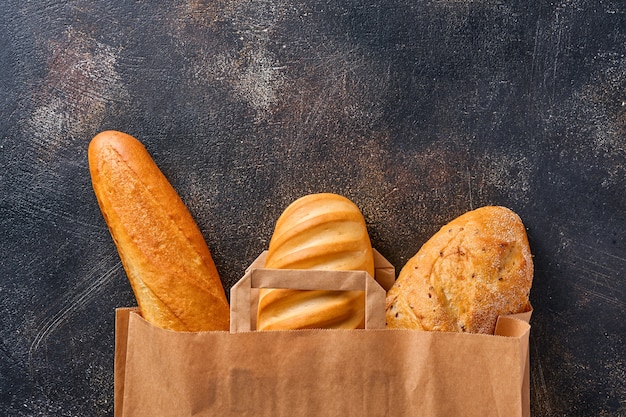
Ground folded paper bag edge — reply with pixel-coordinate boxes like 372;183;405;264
494;308;532;337
244;249;395;288
114;307;138;417
251;268;372;290
372;249;396;291
230;273;252;332
231;249;394;333
494;307;532;417
230;269;387;332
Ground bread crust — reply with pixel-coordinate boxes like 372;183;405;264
257;193;375;330
88;130;229;331
385;206;533;334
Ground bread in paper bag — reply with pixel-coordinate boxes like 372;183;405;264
386;206;533;334
257;193;375;330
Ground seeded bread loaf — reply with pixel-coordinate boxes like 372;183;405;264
386;206;533;334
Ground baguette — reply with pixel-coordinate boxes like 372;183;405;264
257;193;375;330
88;130;229;331
385;206;533;334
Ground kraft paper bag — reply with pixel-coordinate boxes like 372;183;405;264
114;251;531;417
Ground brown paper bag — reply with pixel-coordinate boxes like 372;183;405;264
115;251;531;417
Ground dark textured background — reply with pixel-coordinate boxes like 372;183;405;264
1;1;624;415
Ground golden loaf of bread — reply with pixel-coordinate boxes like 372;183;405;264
385;206;533;334
257;193;375;330
88;130;230;332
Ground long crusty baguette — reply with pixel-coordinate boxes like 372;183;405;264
385;206;533;334
88;130;229;331
257;193;375;330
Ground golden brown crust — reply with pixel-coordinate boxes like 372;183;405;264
257;289;366;330
257;193;374;330
385;206;533;334
88;130;229;332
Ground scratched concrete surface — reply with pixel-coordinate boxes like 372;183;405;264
1;0;624;416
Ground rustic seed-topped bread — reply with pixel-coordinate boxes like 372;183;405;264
385;206;533;334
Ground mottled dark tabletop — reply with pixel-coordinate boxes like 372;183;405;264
1;1;625;416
